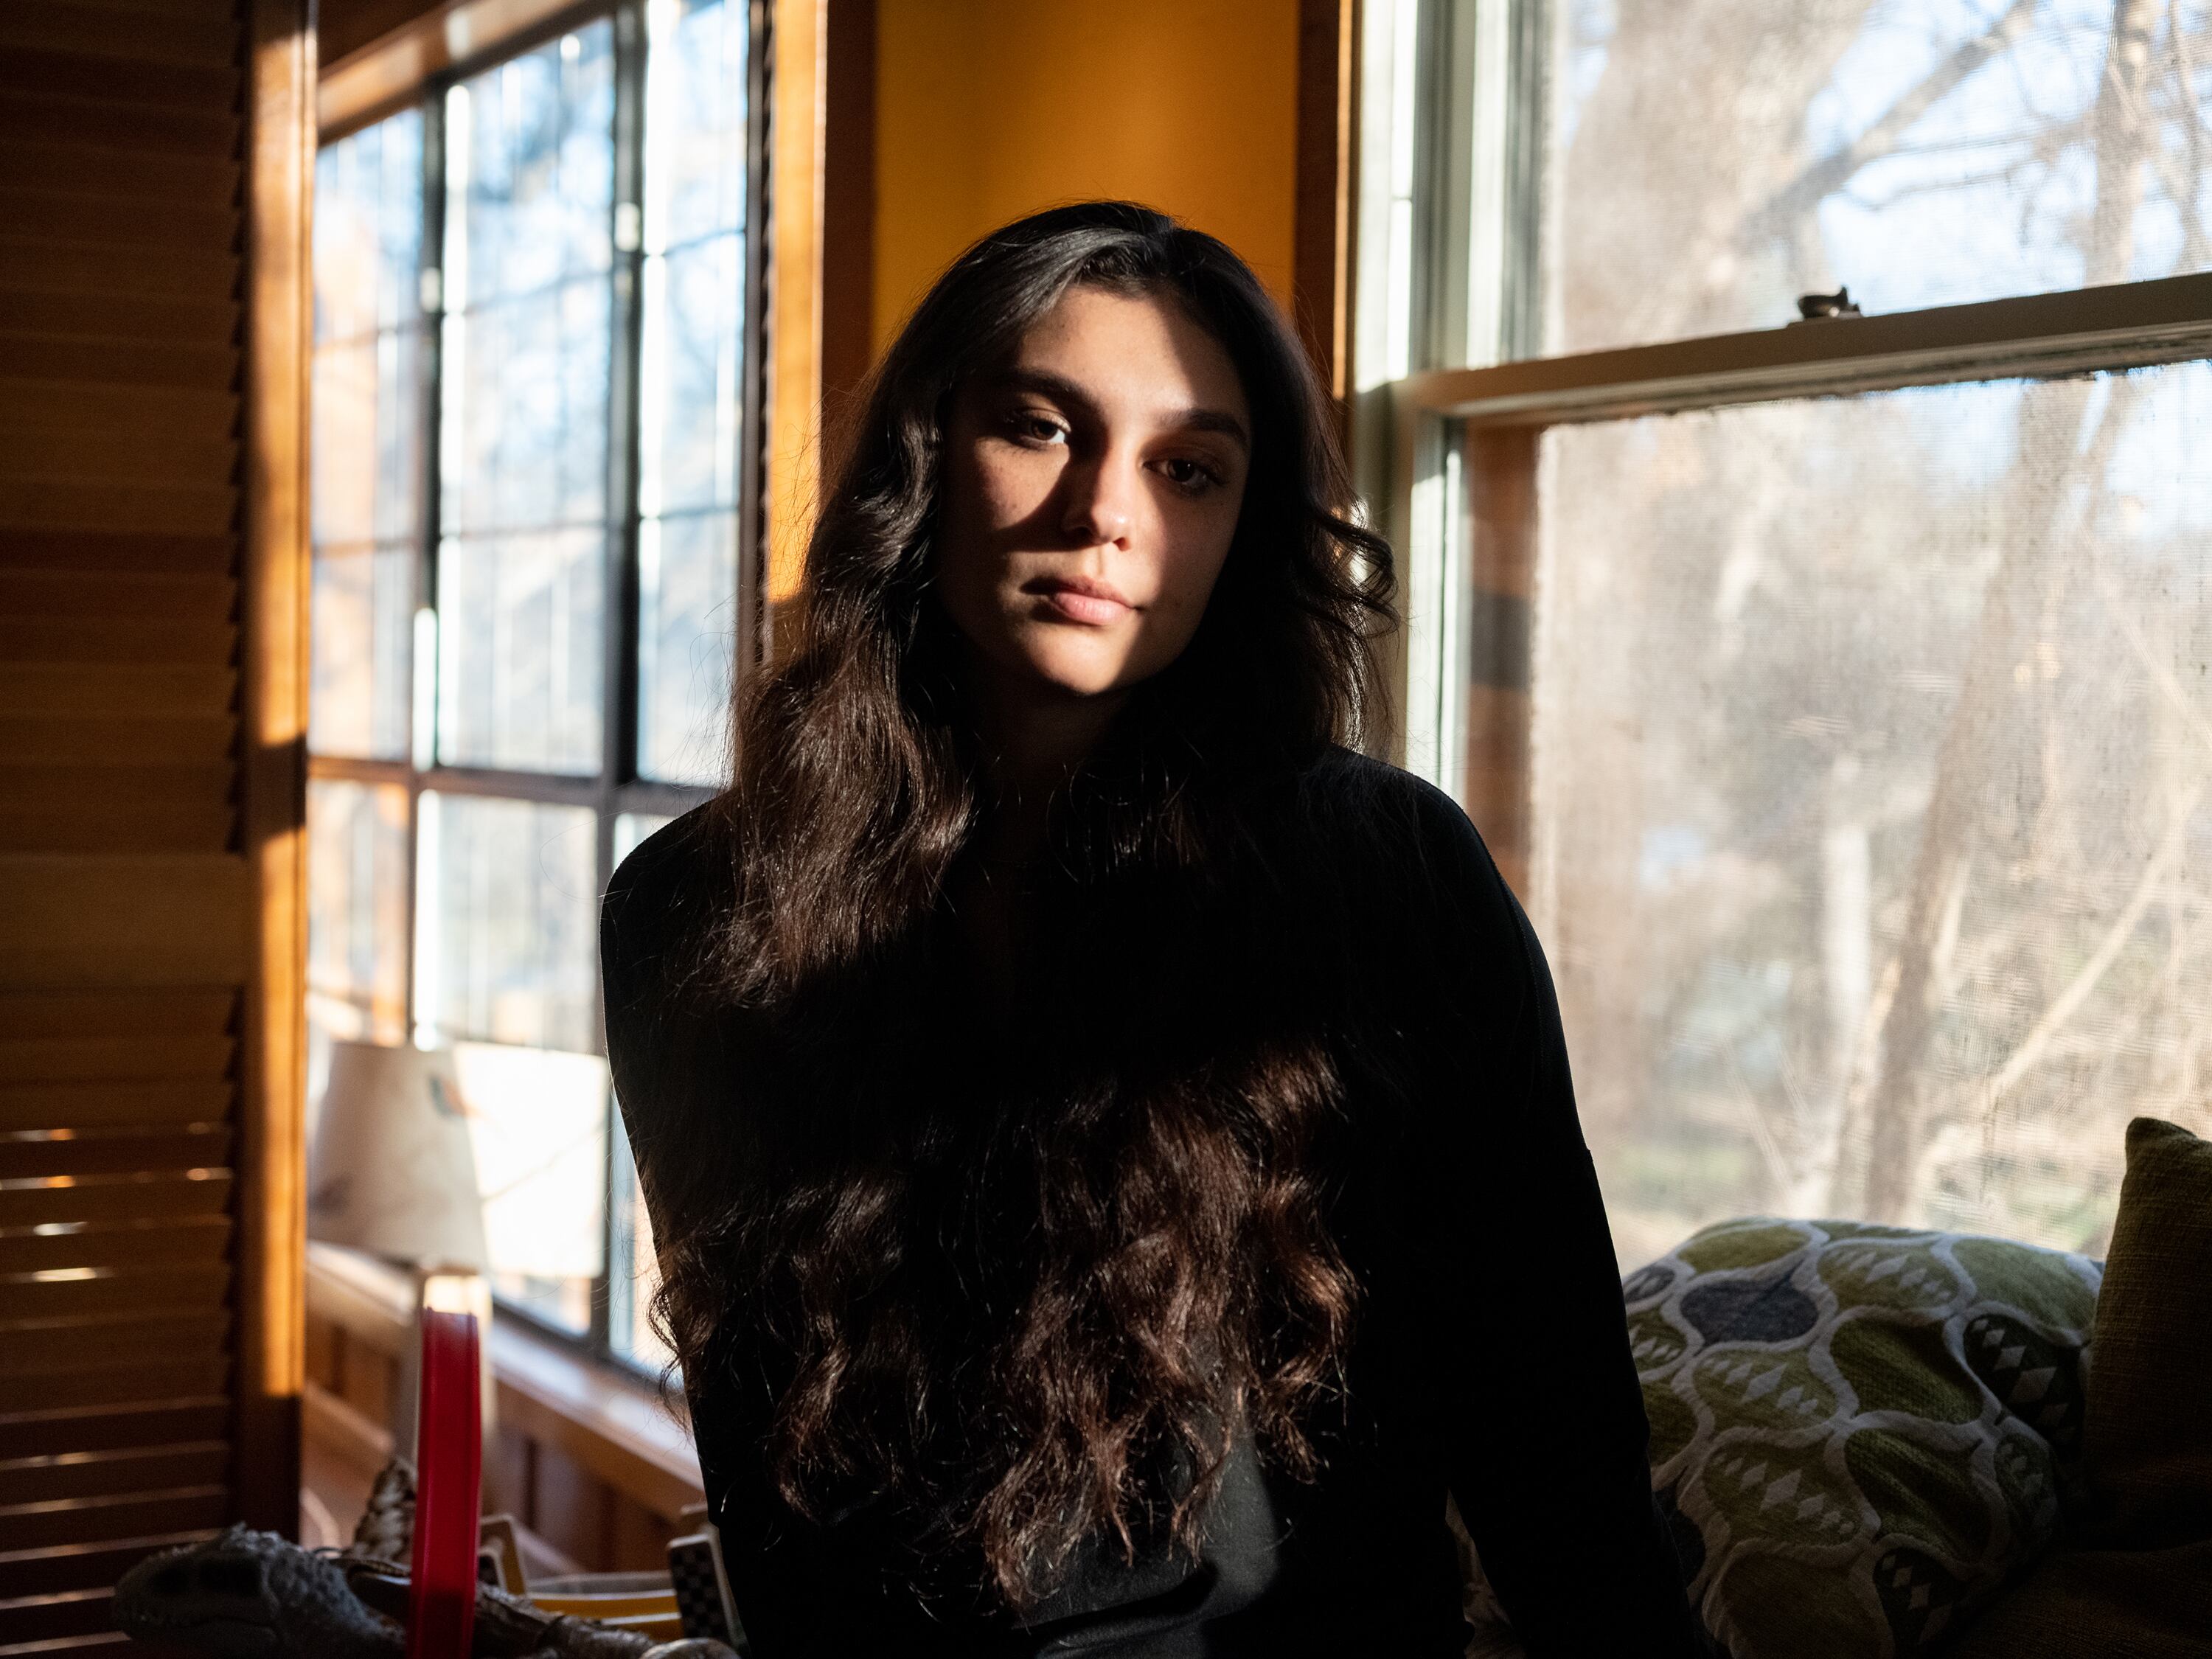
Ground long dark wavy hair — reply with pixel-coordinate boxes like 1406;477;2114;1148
644;202;1396;1610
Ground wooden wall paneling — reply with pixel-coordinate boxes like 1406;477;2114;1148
484;1416;532;1523
0;3;246;69
335;1329;399;1430
606;1491;675;1574
0;0;313;1634
526;1446;609;1570
0;89;237;162
0;1079;233;1130
0;1405;232;1470
0;858;251;988
0;141;240;208
0;1535;212;1607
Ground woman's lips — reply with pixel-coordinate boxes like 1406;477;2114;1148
1026;576;1132;626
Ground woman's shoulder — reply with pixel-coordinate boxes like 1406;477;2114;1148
1288;745;1536;987
1293;745;1503;889
600;801;731;1018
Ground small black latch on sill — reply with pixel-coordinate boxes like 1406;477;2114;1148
1795;286;1863;321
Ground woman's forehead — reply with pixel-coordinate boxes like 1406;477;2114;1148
988;286;1249;426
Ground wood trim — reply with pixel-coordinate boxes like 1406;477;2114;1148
235;0;315;1537
1293;0;1354;402
764;0;826;617
304;1379;397;1479
317;0;609;137
1461;426;1535;899
1401;268;2212;426
487;1325;702;1523
817;0;874;437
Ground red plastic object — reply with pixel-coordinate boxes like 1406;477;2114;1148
408;1309;482;1659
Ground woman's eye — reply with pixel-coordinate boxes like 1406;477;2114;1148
1157;456;1221;493
1007;411;1067;445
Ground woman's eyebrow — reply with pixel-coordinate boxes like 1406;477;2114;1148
994;367;1250;451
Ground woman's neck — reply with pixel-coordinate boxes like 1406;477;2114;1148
966;661;1127;865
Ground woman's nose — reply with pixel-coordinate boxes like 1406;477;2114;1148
1060;453;1138;547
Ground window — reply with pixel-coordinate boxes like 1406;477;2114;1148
307;0;764;1368
1364;0;2212;1262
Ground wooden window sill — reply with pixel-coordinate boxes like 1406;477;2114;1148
303;1242;705;1523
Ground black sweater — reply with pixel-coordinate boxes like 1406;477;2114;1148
600;749;1708;1658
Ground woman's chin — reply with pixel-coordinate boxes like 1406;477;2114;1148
1006;642;1146;702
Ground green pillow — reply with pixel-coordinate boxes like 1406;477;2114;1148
1460;1218;2101;1659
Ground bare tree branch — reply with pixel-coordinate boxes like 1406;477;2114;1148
1858;0;2167;1222
1745;0;2041;246
2089;0;2166;281
1980;774;2205;1109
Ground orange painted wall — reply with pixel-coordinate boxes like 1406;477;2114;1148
871;0;1302;356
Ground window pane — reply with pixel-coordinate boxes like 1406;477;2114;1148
437;529;605;773
438;24;616;778
611;807;681;1365
636;513;735;785
314;110;422;344
445;24;614;312
456;1040;607;1335
613;811;676;866
639;234;742;518
1552;2;2212;355
638;0;748;792
608;1133;672;1371
644;0;749;253
310;544;414;760
417;792;599;1051
307;779;411;1045
1522;364;2212;1263
442;279;611;536
312;105;425;767
313;328;421;547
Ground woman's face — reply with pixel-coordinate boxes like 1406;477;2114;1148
936;284;1251;703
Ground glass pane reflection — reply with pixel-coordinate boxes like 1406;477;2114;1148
314;110;422;344
637;513;734;785
1552;2;2212;355
613;811;676;866
309;545;413;760
445;24;614;310
306;778;411;1044
437;529;605;774
1523;363;2212;1263
313;330;420;547
644;0;748;254
442;279;611;537
609;1135;671;1371
417;792;599;1052
456;1040;607;1336
639;234;742;518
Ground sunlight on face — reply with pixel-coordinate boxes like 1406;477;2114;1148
935;285;1251;703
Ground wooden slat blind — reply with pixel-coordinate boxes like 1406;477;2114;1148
0;0;311;1650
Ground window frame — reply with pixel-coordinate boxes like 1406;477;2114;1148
1367;0;2212;866
1360;0;2212;1232
309;0;771;1369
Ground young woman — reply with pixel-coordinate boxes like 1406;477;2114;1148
602;202;1706;1658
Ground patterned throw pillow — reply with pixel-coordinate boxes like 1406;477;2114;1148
1461;1219;2101;1659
